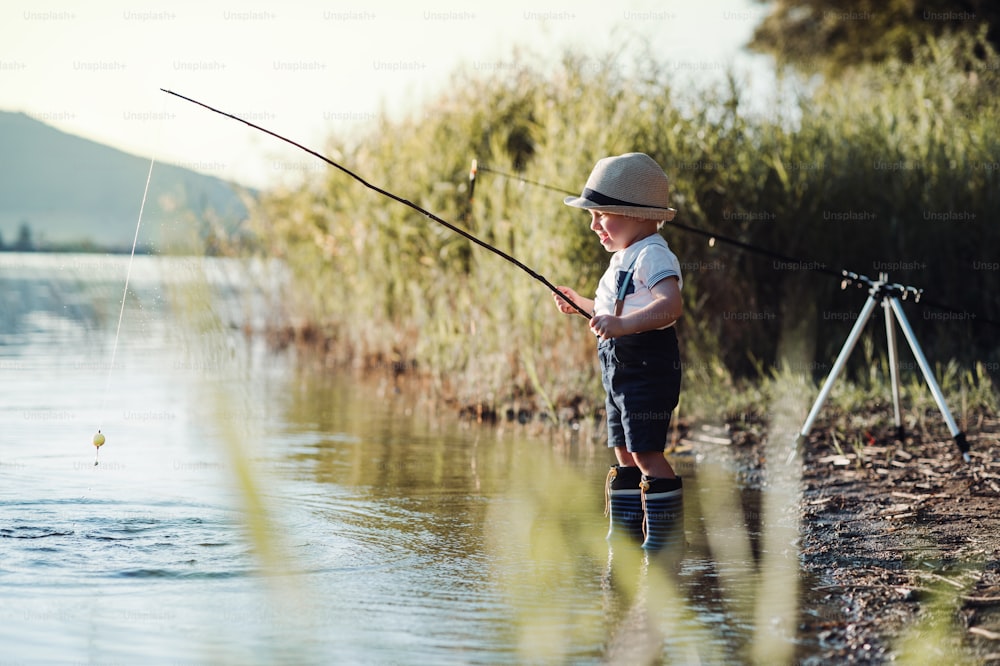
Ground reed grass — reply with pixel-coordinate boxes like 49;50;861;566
195;36;1000;665
250;35;999;425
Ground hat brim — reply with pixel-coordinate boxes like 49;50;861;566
563;195;676;222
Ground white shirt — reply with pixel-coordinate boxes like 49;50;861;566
594;234;682;326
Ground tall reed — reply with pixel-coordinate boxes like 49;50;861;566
251;35;1000;420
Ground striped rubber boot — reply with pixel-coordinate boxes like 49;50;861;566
640;475;684;552
605;465;644;542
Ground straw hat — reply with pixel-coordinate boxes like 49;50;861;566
564;152;676;221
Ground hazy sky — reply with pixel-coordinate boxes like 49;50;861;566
2;0;771;189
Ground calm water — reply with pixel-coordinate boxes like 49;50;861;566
0;253;807;665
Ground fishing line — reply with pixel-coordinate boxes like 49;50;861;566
93;145;157;465
160;89;591;319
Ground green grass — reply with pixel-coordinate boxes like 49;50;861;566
249;35;1000;426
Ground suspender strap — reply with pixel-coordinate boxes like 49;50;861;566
613;256;638;317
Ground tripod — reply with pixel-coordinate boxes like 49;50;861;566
797;272;970;463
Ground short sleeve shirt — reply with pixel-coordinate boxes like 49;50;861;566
593;234;682;326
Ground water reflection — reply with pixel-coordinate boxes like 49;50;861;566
270;362;789;663
0;253;810;665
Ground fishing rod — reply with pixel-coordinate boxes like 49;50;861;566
477;164;845;281
160;89;591;319
479;165;987;461
475;164;1000;327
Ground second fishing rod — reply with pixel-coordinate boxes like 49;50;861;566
474;163;1000;328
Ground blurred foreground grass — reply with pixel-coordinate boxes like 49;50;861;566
165;261;997;663
190;33;1000;665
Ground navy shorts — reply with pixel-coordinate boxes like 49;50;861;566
598;327;681;453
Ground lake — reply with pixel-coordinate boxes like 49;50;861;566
0;252;807;664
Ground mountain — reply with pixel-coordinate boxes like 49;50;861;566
0;111;253;251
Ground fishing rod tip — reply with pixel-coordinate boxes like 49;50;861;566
470;159;478;177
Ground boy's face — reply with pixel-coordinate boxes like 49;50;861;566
589;210;653;252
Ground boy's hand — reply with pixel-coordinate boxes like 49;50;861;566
553;287;582;315
590;314;625;339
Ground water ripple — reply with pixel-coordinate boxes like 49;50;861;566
0;496;253;585
0;526;75;539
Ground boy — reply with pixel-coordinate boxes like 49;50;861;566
553;152;684;552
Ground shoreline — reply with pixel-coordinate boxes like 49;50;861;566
793;417;999;662
272;324;1000;662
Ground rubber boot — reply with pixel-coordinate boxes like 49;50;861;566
605;465;644;542
640;475;684;552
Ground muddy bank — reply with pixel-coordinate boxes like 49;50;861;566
781;415;1000;664
263;321;598;426
267;326;1000;661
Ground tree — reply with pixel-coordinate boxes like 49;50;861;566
749;0;1000;72
13;221;34;251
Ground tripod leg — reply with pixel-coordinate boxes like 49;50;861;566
888;297;971;462
884;298;904;440
799;294;881;440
